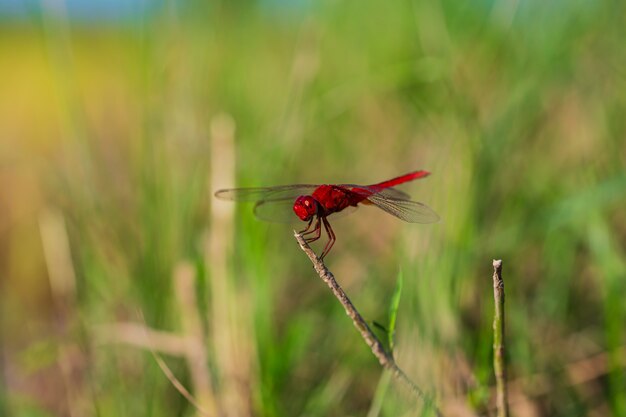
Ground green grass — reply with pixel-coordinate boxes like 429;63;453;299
1;0;626;416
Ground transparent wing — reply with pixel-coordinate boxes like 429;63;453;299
377;187;411;200
253;199;303;224
337;184;411;200
366;193;440;223
254;198;358;224
215;183;409;202
214;184;319;202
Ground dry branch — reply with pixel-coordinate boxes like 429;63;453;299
492;259;509;417
294;231;441;416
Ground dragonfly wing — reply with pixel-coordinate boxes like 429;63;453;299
253;198;304;224
337;184;411;200
366;193;440;223
215;184;318;202
371;187;410;200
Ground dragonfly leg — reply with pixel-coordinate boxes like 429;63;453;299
319;217;336;260
303;217;322;244
299;218;314;234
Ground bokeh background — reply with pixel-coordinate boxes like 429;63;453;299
1;1;625;416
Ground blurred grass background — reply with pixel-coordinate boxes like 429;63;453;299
1;0;625;416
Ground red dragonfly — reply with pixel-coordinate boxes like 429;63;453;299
215;170;439;259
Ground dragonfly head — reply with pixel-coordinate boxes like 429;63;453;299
293;195;318;221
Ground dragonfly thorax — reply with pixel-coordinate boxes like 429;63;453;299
293;195;318;221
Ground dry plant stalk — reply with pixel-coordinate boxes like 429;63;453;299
174;262;218;417
294;231;442;417
492;259;509;417
39;208;88;417
208;113;255;417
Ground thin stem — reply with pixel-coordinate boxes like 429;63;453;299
294;231;442;416
492;259;509;417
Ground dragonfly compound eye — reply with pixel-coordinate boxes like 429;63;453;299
293;195;317;221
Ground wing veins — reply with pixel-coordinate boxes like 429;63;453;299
366;194;439;223
215;184;318;202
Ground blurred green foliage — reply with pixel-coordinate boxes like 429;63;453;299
1;1;625;416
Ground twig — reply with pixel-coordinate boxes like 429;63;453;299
150;348;212;417
492;260;509;417
294;231;442;416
